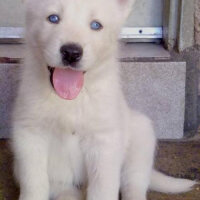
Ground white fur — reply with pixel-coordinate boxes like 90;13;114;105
150;170;198;194
12;0;197;200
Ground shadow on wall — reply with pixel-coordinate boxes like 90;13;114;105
0;64;20;138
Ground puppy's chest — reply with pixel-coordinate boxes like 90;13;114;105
54;96;115;134
48;133;86;197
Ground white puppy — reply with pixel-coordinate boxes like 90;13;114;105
12;0;196;200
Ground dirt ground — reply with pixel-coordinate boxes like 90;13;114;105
0;137;200;200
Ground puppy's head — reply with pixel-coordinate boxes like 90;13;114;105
24;0;135;99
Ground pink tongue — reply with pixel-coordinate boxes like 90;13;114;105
53;68;84;100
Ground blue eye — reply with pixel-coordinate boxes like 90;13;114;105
48;14;60;24
90;21;103;31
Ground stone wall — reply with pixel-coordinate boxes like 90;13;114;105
195;1;200;125
195;0;200;45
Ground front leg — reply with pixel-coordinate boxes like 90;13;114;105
82;134;122;200
12;129;49;200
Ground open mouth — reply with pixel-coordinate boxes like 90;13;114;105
48;66;55;86
47;66;84;100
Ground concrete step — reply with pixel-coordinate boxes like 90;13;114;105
0;61;186;139
121;62;186;139
0;64;19;138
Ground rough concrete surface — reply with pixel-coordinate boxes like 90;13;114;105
121;62;186;139
178;0;195;51
0;62;186;139
0;137;200;200
170;46;200;135
195;0;200;45
0;64;20;138
198;59;200;96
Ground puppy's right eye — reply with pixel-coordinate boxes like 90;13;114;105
47;14;60;24
90;21;103;31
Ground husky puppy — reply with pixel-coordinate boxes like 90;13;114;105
12;0;196;200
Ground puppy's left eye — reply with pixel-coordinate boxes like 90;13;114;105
48;14;60;24
90;21;103;31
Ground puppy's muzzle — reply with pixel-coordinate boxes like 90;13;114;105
60;43;83;67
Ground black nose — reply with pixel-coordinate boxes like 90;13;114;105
60;43;83;66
